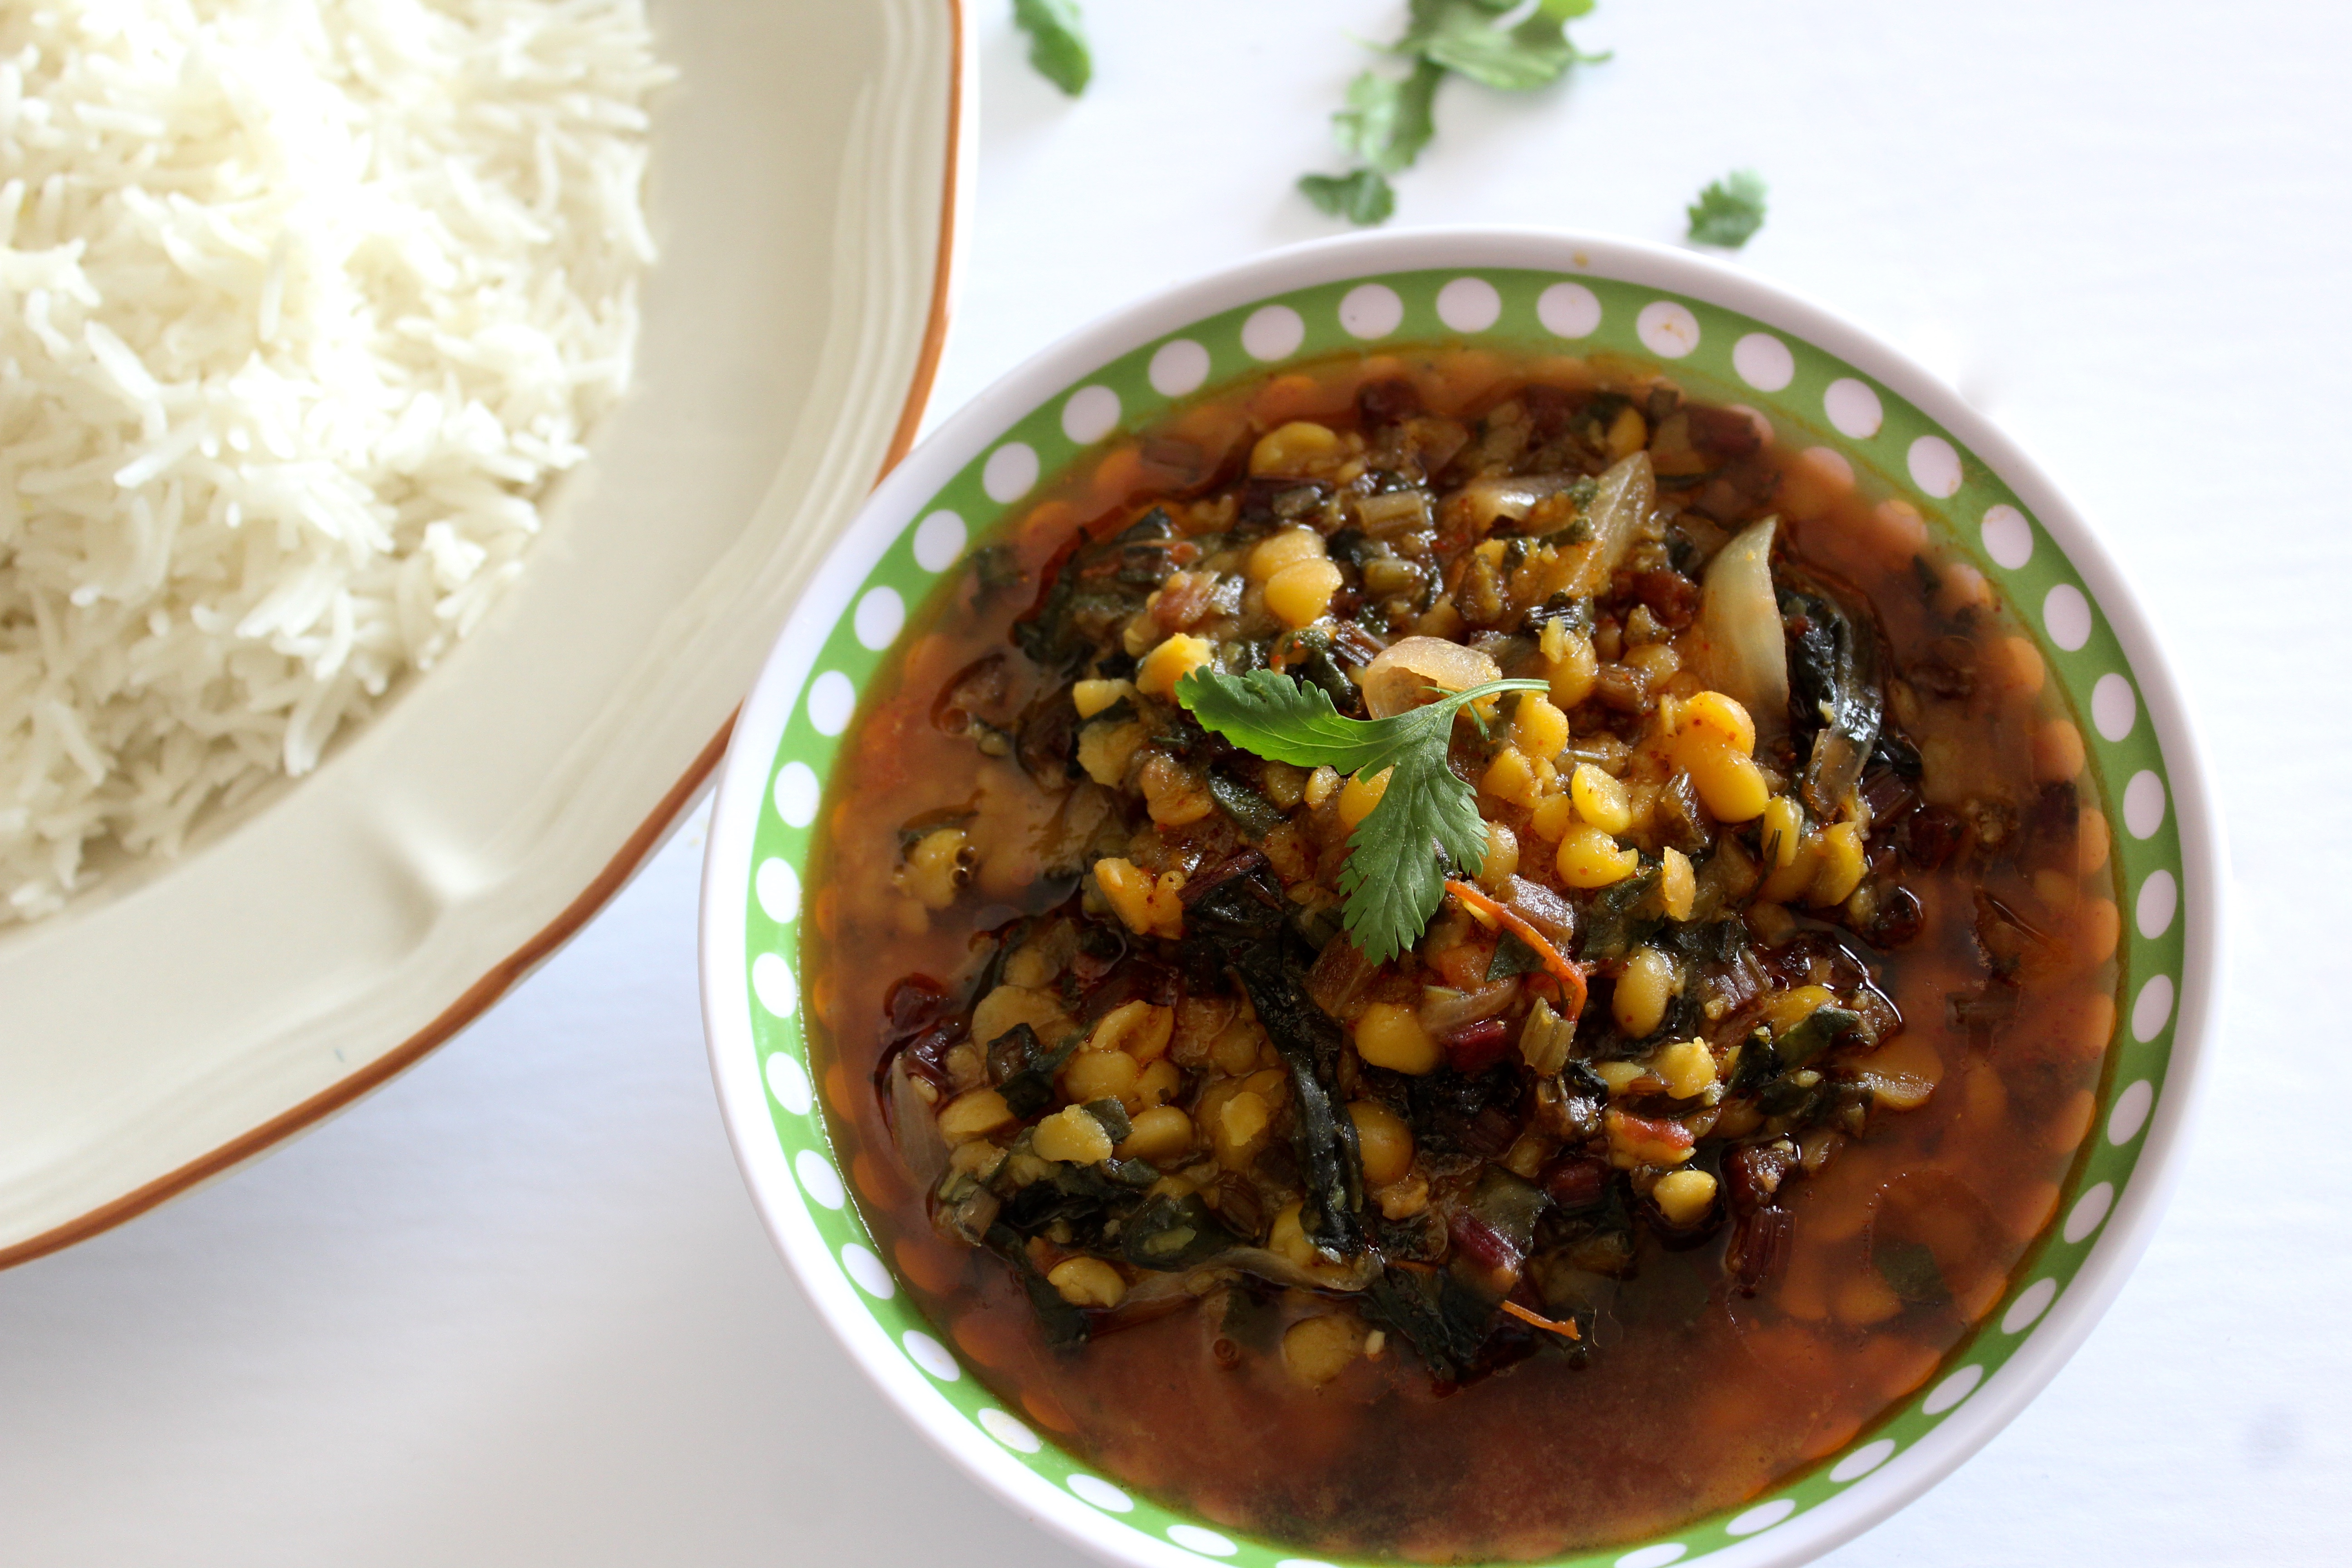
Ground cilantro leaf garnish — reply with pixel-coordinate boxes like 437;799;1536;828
1302;0;1604;225
1175;667;1546;964
1013;0;1091;97
1333;57;1444;175
1298;169;1396;227
1398;0;1605;93
1686;168;1769;249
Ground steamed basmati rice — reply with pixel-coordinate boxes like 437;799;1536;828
0;0;671;922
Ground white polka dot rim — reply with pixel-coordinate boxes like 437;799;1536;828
771;760;819;828
2002;1278;2059;1334
762;1051;812;1116
1062;385;1122;445
912;510;967;573
1614;1543;1687;1568
1727;1498;1797;1536
2043;583;2093;651
1538;280;1602;338
794;1149;844;1210
1922;1364;1984;1416
2108;1079;2156;1144
977;1407;1042;1454
1636;299;1700;358
982;442;1040;504
1436;275;1502;333
2132;974;2176;1042
804;671;856;737
1149;338;1211;397
1907;434;1963;498
854;587;906;652
1980;503;2034;568
2122;770;2168;839
750;952;797;1019
2064;1181;2115;1244
1168;1524;1239;1557
1732;331;1793;391
2137;869;2179;939
1339;283;1405;339
755;858;801;925
1824;377;1883;438
1068;1475;1134;1513
1829;1440;1897;1484
842;1242;895;1298
1241;305;1306;361
2092;673;2137;741
902;1330;960;1382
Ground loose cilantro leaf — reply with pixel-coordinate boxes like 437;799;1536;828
1013;0;1091;97
1334;57;1445;175
1400;0;1603;93
1299;168;1396;227
1174;668;1546;963
1686;168;1769;248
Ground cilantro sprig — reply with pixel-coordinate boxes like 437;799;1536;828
1686;168;1769;249
1013;0;1091;97
1176;667;1546;964
1300;0;1606;225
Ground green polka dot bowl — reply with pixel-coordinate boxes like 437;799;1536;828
698;230;2222;1568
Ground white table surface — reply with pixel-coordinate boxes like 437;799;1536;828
2;2;2340;1563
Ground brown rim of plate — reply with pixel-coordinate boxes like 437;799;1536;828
0;0;969;1273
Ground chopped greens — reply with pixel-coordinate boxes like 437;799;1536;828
1176;668;1546;961
1686;168;1769;249
1302;0;1604;226
1012;0;1091;97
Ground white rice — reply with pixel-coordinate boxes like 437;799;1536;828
0;0;671;922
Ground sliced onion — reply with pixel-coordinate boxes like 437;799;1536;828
1694;515;1788;725
1583;450;1655;582
1448;471;1586;534
1306;935;1377;1017
1215;1247;1380;1293
885;1056;950;1191
1502;875;1579;951
1361;636;1502;719
1419;978;1520;1035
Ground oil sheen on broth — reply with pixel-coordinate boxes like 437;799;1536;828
801;348;2119;1560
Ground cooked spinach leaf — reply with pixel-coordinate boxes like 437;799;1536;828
1780;573;1885;818
985;1223;1090;1346
1207;769;1286;840
1185;867;1367;1259
1774;1004;1862;1068
1122;1193;1242;1271
1485;928;1546;982
989;1022;1083;1119
1873;1238;1950;1306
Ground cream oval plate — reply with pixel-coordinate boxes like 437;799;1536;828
0;0;970;1265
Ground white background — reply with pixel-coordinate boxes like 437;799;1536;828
1;1;2339;1563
